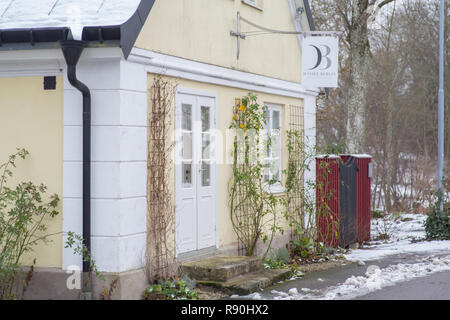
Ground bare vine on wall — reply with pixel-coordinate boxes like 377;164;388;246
146;76;178;283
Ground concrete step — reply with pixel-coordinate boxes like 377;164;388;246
182;255;263;282
197;268;292;295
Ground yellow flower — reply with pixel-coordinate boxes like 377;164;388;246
240;124;246;130
238;105;246;112
233;115;237;121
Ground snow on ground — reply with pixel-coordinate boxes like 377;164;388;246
345;213;450;262
236;213;450;300
267;254;450;300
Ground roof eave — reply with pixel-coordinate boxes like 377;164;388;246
0;0;156;59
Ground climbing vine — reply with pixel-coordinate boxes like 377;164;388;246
228;94;280;257
283;127;339;251
281;106;338;253
146;76;179;283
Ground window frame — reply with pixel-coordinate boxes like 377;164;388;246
263;103;285;194
241;0;263;11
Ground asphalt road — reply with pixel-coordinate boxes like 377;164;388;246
355;270;450;300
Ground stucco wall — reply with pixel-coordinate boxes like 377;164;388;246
137;0;304;84
0;76;63;268
148;74;304;253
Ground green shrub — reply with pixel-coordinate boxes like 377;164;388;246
142;280;199;300
425;197;450;240
266;247;291;264
0;149;60;299
263;258;287;269
289;237;313;258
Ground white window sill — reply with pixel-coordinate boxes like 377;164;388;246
263;182;286;195
241;0;263;11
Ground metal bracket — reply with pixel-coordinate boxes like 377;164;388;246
230;12;246;60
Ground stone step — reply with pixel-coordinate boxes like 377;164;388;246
182;255;263;282
197;268;292;295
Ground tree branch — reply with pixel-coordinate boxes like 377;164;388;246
378;0;396;9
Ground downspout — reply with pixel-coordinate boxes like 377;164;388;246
61;40;92;297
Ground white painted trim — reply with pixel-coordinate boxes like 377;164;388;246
0;69;63;78
287;0;305;51
129;48;319;99
177;86;218;99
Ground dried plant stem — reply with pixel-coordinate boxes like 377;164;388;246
146;76;179;283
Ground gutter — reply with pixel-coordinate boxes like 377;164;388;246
0;0;156;58
303;0;316;31
60;40;92;297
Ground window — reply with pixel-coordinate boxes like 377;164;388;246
263;104;284;193
242;0;263;11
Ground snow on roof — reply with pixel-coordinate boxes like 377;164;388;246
0;0;141;40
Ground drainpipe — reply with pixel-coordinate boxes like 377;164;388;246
61;40;92;298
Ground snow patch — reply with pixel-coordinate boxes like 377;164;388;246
345;213;450;262
278;255;450;300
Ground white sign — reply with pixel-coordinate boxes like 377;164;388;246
302;36;339;88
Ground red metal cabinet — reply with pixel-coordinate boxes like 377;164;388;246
316;155;372;248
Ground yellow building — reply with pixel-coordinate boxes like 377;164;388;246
0;0;318;299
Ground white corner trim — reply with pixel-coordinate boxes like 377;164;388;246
287;0;305;50
129;48;319;99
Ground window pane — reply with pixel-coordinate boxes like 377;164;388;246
183;162;192;186
265;109;270;126
202;161;211;186
271;130;281;158
263;161;271;182
182;104;192;130
273;159;281;181
272;110;280;130
263;105;283;186
202;133;211;160
182;132;192;160
201;106;210;132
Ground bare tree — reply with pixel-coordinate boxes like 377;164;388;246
315;0;449;212
313;0;396;153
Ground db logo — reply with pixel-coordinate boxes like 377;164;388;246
309;44;332;70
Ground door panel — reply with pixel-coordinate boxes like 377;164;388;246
178;197;197;253
176;94;197;254
176;93;217;255
196;97;216;250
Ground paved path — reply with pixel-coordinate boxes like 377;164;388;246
257;252;450;300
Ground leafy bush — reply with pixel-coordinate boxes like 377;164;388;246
266;247;291;264
0;149;60;299
289;237;313;258
425;197;450;240
142;280;199;300
263;258;287;269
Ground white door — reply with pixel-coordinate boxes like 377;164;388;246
176;92;217;255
